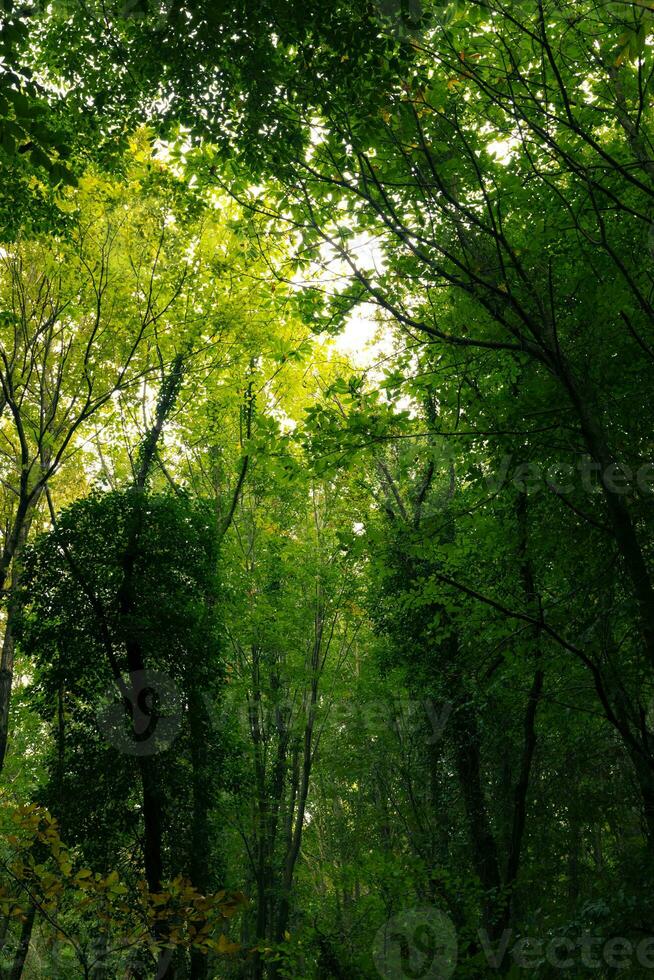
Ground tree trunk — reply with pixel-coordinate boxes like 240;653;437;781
498;492;544;931
450;696;503;937
90;931;108;979
8;907;35;980
0;613;15;774
0;499;41;775
189;689;212;980
560;366;654;668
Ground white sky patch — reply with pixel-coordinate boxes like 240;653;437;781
312;230;398;369
268;401;297;433
349;233;387;275
486;136;519;165
315;231;387;293
333;304;378;358
331;304;395;375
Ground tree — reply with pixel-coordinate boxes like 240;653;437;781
223;0;654;858
0;155;199;775
219;460;364;977
3;4;654;976
16;485;232;976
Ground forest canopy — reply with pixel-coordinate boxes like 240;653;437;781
1;1;654;977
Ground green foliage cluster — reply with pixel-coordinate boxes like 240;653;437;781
0;2;654;978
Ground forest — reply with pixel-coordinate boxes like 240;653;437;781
0;0;654;977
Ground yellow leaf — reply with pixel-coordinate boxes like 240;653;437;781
217;933;240;955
